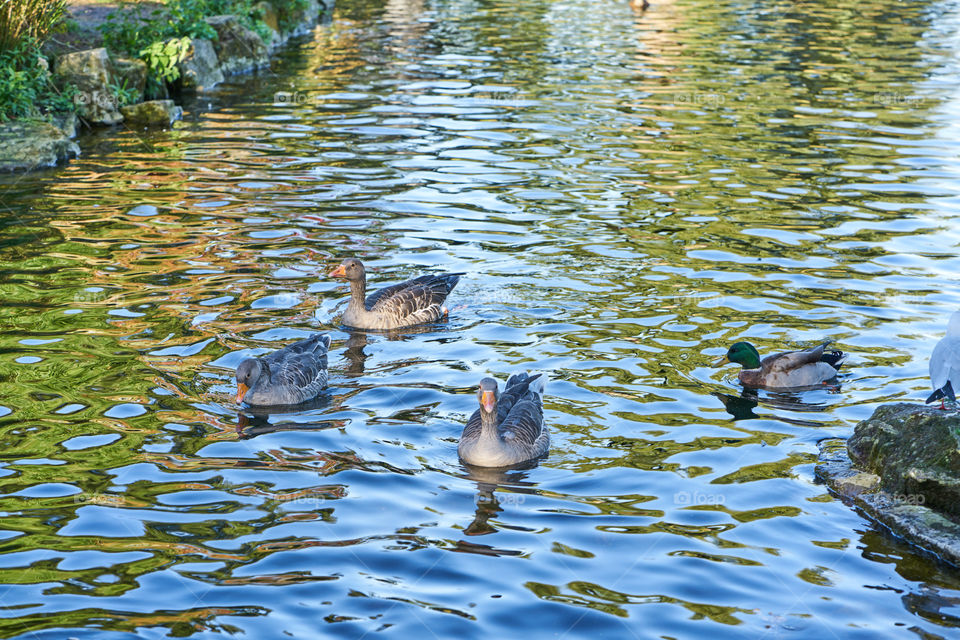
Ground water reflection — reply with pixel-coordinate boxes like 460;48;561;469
1;0;960;636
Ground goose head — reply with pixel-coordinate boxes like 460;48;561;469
477;377;499;414
329;258;365;282
236;358;267;403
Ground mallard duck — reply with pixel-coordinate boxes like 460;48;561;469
714;341;845;388
458;372;548;467
927;311;960;408
235;333;331;406
328;258;463;330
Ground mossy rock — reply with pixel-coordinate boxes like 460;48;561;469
848;403;960;517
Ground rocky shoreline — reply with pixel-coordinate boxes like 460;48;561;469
0;0;332;173
816;403;960;567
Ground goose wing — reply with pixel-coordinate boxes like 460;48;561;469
498;373;545;445
267;334;331;389
365;273;463;315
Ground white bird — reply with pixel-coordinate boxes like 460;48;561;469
927;311;960;409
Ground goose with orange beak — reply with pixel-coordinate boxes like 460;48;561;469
458;372;548;467
328;258;464;331
235;334;331;406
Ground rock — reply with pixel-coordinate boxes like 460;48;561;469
0;120;80;172
255;1;281;47
205;15;268;76
274;0;321;37
848;403;960;517
816;403;960;568
178;38;224;92
49;112;78;139
111;57;147;102
53;47;122;125
120;100;183;126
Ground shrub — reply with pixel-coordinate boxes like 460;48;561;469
0;38;74;121
0;0;68;52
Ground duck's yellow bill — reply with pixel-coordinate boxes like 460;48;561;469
236;382;249;404
712;355;730;367
329;264;346;277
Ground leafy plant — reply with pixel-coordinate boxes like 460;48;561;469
100;7;168;56
0;38;74;121
109;78;139;108
139;36;191;98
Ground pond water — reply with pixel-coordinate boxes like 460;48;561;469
3;0;960;637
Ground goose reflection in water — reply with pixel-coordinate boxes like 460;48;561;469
235;392;339;439
455;460;542;554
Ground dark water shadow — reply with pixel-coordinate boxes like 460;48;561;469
714;386;842;426
236;392;343;439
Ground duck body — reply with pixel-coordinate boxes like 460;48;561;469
927;311;960;406
458;372;548;467
236;333;331;406
330;259;463;331
720;341;845;389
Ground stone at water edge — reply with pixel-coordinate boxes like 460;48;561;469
178;39;225;92
205;15;269;76
111;57;147;103
53;48;123;125
0;121;80;172
120;100;183;127
274;0;322;38
848;402;960;518
255;1;282;48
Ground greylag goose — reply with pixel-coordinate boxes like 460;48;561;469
328;258;463;330
235;333;331;406
927;311;960;408
714;341;845;388
458;372;548;467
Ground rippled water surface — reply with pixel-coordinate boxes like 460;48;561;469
4;0;960;636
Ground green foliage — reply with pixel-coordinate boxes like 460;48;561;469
0;38;73;121
99;8;168;56
139;37;192;84
109;78;139;109
140;36;191;99
0;0;67;52
100;0;276;95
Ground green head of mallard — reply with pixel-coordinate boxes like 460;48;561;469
715;341;762;370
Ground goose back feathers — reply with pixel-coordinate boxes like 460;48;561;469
236;333;331;406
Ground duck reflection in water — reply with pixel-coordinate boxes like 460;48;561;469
714;386;840;425
457;460;541;549
236;392;338;439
